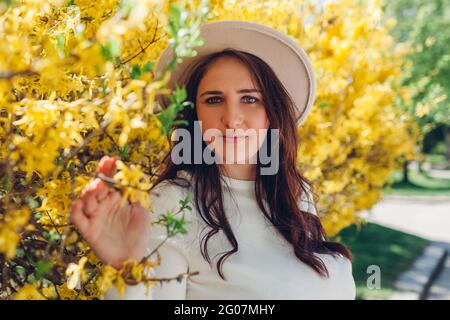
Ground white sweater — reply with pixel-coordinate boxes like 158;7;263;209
104;171;356;300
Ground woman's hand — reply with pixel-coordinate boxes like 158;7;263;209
70;155;152;269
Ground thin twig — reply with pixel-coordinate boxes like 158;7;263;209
142;271;199;285
116;19;162;67
0;70;39;80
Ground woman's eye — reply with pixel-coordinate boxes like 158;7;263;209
205;96;222;104
205;96;259;105
243;96;258;104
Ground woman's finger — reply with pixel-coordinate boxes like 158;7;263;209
83;188;99;215
80;179;97;197
70;200;90;234
97;155;119;178
100;191;122;218
95;180;110;202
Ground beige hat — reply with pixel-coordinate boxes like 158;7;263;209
154;20;316;126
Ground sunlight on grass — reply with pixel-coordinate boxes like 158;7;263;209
425;154;448;166
383;167;450;196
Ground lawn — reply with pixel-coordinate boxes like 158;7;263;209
425;154;448;166
334;222;430;300
382;168;450;197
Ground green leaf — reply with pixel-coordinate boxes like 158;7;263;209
24;196;39;210
118;143;130;160
156;86;194;135
55;33;66;58
118;0;133;16
169;5;181;29
1;175;11;192
142;62;154;73
130;64;141;80
15;265;26;277
319;101;329;109
68;161;75;174
15;248;25;258
158;193;193;237
35;260;53;280
179;193;193;211
27;274;36;283
156;104;177;135
43;230;61;243
1;0;15;10
160;211;189;237
101;38;121;61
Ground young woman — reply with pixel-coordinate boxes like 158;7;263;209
71;20;356;300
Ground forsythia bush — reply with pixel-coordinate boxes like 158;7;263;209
208;0;420;237
0;0;419;299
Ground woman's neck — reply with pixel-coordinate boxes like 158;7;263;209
218;163;256;181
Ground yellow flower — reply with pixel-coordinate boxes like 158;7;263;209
42;286;57;299
115;274;126;299
97;265;118;293
0;228;21;260
114;160;152;209
0;208;30;259
14;284;46;300
56;283;79;300
131;263;144;283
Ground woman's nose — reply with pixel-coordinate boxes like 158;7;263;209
222;104;244;129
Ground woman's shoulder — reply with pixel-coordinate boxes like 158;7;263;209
149;180;188;201
150;170;193;194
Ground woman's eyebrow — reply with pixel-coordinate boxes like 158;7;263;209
199;89;260;97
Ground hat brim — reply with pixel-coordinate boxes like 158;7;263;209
154;20;316;126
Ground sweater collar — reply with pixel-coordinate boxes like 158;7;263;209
176;169;255;191
220;174;255;192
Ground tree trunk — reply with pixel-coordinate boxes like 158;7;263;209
444;126;450;163
419;160;425;174
402;160;409;183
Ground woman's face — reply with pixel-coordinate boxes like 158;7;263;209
196;56;270;165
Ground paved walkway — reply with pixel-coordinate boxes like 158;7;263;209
363;195;450;300
409;161;450;179
366;196;450;243
428;243;450;300
427;169;450;180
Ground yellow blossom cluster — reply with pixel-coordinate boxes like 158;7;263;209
206;0;420;235
1;0;207;299
0;208;30;259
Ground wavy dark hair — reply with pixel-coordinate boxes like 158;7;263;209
151;48;352;280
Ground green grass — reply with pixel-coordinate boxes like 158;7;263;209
425;153;448;166
334;222;430;300
382;169;450;196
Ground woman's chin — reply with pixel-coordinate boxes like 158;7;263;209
215;152;258;165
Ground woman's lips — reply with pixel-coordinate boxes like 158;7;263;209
221;135;246;143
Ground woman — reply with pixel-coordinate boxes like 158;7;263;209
71;20;356;299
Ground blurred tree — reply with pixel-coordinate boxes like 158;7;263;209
384;0;450;163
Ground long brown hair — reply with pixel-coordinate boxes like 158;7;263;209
151;48;351;280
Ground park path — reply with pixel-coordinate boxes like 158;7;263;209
363;195;450;299
427;242;450;300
